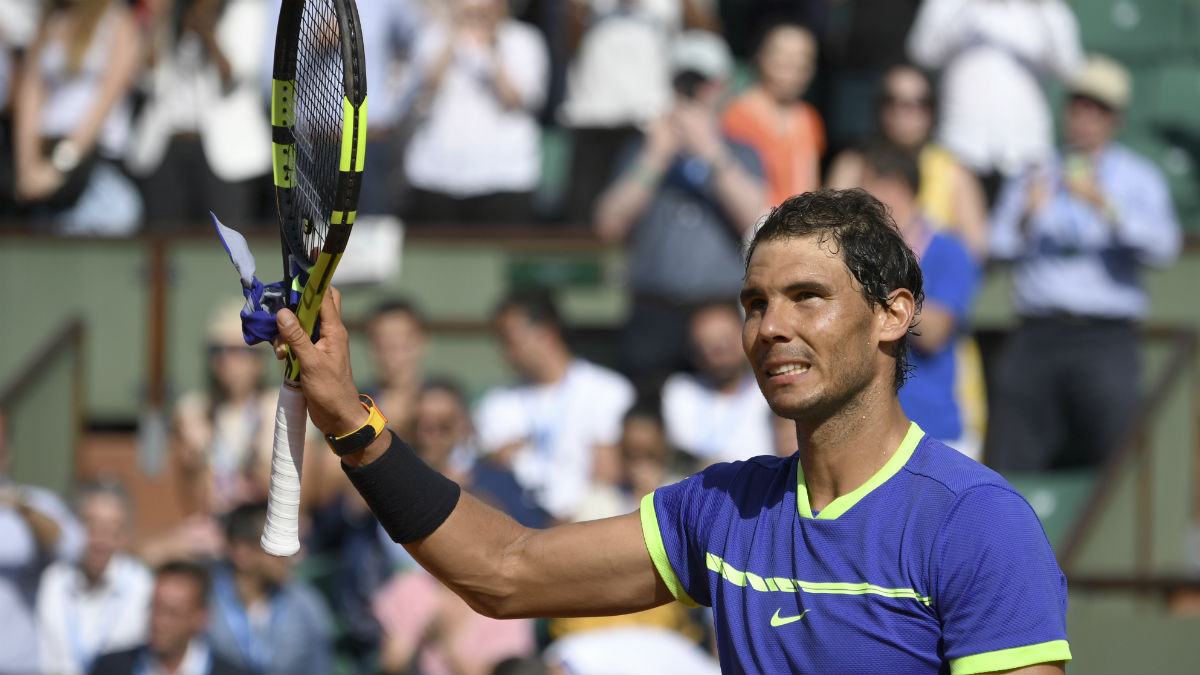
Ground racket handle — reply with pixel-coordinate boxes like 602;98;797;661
261;382;307;556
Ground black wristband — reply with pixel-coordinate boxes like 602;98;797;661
341;430;461;544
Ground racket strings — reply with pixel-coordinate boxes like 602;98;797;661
289;0;345;264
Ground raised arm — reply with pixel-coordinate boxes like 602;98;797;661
275;289;674;619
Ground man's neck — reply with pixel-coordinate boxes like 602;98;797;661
530;349;571;385
234;570;268;607
155;643;189;674
708;368;748;395
793;386;911;514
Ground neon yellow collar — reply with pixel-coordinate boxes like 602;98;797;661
796;422;925;520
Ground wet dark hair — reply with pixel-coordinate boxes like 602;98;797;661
369;296;427;331
156;559;212;604
492;290;562;332
224;501;268;544
745;189;924;390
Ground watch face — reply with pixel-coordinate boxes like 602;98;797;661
52;141;80;173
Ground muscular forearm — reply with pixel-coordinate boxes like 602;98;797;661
67;14;141;157
593;153;670;242
709;156;767;233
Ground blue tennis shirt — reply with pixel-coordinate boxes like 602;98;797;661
641;423;1070;674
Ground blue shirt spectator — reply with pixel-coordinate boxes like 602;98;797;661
986;55;1182;471
898;228;978;442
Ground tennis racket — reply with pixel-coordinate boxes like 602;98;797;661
261;0;367;556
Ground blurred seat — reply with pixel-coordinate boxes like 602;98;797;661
1069;0;1191;61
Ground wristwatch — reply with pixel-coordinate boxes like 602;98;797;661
324;394;388;456
50;140;81;174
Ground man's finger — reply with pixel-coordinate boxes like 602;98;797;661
276;308;318;361
317;287;346;339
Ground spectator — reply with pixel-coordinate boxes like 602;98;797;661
372;563;536;675
36;480;154;675
126;0;272;227
907;0;1083;205
544;625;720;675
661;302;777;466
172;300;276;516
558;0;682;224
362;298;429;438
474;291;634;522
826;63;989;260
402;0;549;223
372;379;538;675
0;410;85;674
574;402;688;520
207;502;333;674
91;560;245;675
721;20;824;207
12;0;143;235
415;377;550;528
355;0;425;215
987;55;1182;471
594;30;766;386
859;142;979;455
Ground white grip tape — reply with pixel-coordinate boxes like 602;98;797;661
261;382;307;556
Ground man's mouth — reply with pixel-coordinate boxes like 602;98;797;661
767;363;811;377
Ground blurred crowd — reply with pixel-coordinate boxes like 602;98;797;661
0;0;1190;673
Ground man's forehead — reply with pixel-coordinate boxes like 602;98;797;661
744;235;850;284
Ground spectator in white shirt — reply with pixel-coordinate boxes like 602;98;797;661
36;480;153;675
475;291;635;521
0;411;85;674
402;0;549;223
907;0;1083;204
662;302;778;466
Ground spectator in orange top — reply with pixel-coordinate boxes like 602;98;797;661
721;20;823;206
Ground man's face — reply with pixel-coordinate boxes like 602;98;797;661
149;574;207;657
495;308;548;379
690;306;747;385
1065;95;1120;153
413;389;469;468
80;493;127;582
757;25;816;102
740;236;886;422
368;311;426;382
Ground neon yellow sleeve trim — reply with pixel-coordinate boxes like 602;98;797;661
950;639;1071;675
639;492;700;608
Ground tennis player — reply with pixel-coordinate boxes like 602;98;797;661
276;189;1070;675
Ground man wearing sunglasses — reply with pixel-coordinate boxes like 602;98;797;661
987;54;1182;471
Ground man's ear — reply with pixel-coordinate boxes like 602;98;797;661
879;288;916;344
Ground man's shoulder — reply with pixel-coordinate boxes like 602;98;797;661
570;358;634;396
91;646;142;675
1109;143;1167;177
903;437;1019;500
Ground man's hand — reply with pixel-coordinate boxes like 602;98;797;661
274;287;366;437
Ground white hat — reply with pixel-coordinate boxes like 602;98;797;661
670;30;732;82
1070;54;1132;111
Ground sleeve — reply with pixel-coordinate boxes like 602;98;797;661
499;24;549;110
1039;1;1084;80
296;586;334;675
35;566;72;675
922;236;979;322
639;467;735;609
588;371;635;447
474;390;529;455
932;486;1072;675
729;141;764;180
25;487;84;561
988;172;1034;262
1110;161;1183;267
906;0;972;69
